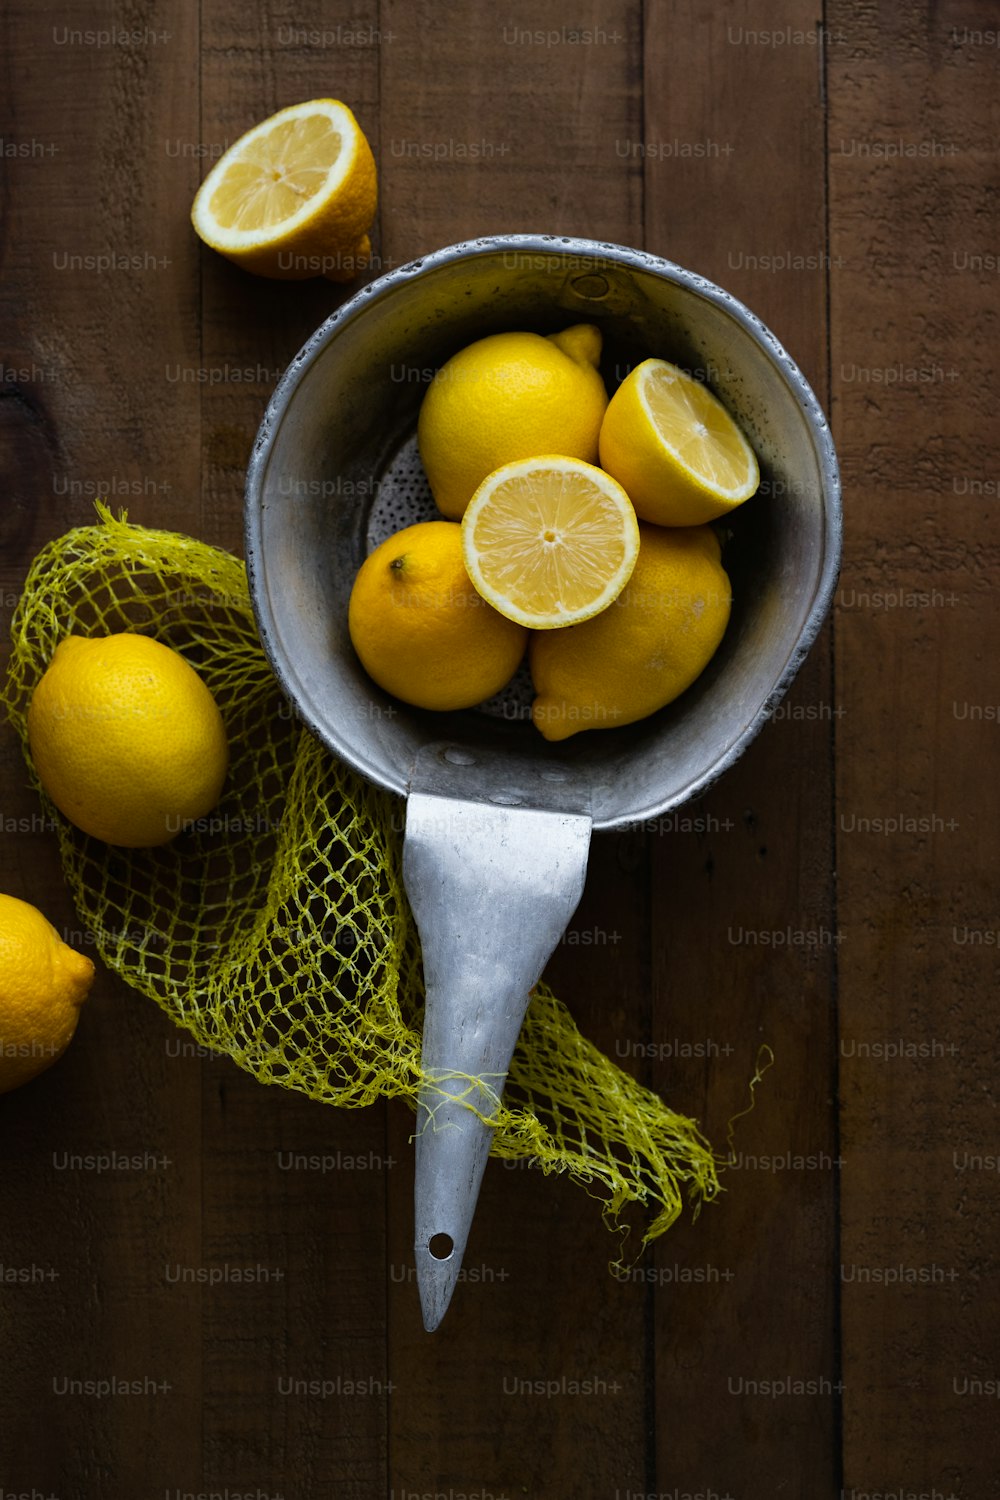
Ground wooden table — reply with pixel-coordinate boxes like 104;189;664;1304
2;2;997;1494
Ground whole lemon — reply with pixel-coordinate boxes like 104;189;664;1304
0;893;94;1094
348;521;527;710
27;634;229;847
417;325;609;519
529;524;732;741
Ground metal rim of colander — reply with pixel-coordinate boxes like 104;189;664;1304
244;233;843;828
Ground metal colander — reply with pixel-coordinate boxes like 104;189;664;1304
245;234;841;1330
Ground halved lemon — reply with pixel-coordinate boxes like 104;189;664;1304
599;358;759;526
461;456;640;630
191;99;376;282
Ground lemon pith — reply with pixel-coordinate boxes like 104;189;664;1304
191;99;377;282
599;358;759;526
462;456;639;630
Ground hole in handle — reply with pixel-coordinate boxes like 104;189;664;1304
428;1232;454;1261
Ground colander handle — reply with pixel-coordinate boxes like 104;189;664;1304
403;783;592;1331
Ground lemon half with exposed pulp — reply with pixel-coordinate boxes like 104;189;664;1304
599;358;759;526
191;99;376;281
461;455;640;630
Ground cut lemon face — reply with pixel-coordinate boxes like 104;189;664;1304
599;358;759;526
191;99;376;282
461;457;640;630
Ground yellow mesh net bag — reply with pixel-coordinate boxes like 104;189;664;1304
2;506;725;1255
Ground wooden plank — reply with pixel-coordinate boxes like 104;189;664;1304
642;2;840;1491
3;1;995;1492
377;1;650;1493
0;1;203;541
0;2;206;1492
1;3;389;1494
196;0;383;553
379;0;642;256
828;2;1000;1491
383;829;656;1497
192;1063;390;1495
193;4;388;1496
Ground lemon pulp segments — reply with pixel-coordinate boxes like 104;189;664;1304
641;361;756;497
190;99;376;281
599;357;759;526
208;114;345;231
462;457;639;630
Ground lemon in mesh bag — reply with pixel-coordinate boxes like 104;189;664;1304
2;505;726;1256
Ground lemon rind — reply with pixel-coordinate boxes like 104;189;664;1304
462;457;640;631
191;100;361;250
634;358;759;504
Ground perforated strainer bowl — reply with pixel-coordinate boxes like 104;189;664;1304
245;234;841;1330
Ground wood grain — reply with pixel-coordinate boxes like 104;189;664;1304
828;2;1000;1492
379;0;642;255
642;1;840;1492
378;4;650;1496
1;0;997;1492
193;5;389;1496
196;0;383;553
1;1;206;1492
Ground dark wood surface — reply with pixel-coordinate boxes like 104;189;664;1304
1;2;996;1495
